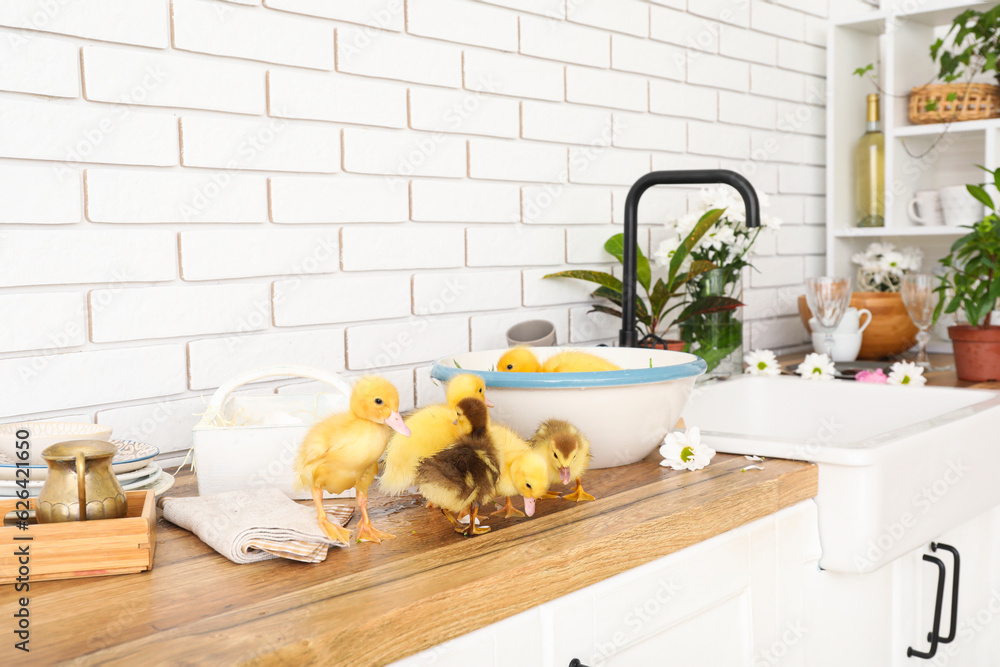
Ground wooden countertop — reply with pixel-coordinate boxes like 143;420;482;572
12;453;816;666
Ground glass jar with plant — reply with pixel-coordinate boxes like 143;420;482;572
544;208;742;351
653;187;779;376
933;166;1000;382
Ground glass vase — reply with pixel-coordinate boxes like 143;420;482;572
680;267;743;380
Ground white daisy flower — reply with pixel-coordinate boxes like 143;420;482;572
659;427;716;472
797;352;836;381
888;361;927;386
652;234;682;267
744;349;782;376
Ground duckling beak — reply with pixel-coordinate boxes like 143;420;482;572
384;411;410;437
559;466;572;485
523;496;536;517
484;398;495;408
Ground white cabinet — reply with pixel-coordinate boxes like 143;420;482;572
392;500;822;667
811;505;1000;666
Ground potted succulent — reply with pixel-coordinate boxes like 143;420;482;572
933;167;1000;382
797;242;924;359
545;209;742;351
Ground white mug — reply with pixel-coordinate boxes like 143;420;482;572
812;331;863;362
908;190;944;225
939;185;985;227
810;307;871;335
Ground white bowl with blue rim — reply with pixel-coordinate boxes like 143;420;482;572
431;347;706;469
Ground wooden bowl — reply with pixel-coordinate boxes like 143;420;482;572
797;292;918;360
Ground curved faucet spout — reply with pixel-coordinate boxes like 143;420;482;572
620;169;761;348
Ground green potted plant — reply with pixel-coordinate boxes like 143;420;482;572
931;5;1000;88
544;209;741;350
933;166;1000;381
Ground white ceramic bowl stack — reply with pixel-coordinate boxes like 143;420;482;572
0;422;172;497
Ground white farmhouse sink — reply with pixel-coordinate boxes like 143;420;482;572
681;376;1000;573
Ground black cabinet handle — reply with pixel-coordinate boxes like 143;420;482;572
907;553;946;659
932;542;960;644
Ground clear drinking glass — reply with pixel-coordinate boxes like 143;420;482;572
901;274;935;368
805;277;852;357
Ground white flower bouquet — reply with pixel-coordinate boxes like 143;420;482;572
851;242;923;293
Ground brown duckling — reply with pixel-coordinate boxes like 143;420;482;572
530;419;594;502
415;397;500;536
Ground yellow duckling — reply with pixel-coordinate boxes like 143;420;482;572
379;374;492;496
530;419;595;502
498;347;621;373
294;376;411;546
416;398;500;536
497;346;542;372
490;424;550;518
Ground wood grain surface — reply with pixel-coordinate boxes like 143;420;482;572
0;452;816;666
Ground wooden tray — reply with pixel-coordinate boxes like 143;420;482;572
0;490;156;583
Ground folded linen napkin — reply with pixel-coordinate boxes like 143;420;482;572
162;488;353;564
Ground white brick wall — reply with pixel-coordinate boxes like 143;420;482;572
0;0;825;459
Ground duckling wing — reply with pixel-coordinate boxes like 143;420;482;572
380;405;460;495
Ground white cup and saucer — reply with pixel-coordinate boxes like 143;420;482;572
810;307;872;362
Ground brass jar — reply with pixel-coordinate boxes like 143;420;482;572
37;440;128;523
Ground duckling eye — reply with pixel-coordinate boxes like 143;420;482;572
506;364;514;370
526;483;532;489
478;388;483;393
553;452;558;458
374;398;383;405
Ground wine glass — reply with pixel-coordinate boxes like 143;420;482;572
805;277;852;357
901;274;935;368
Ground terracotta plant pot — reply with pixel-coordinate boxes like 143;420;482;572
949;325;1000;382
798;292;918;360
637;337;686;351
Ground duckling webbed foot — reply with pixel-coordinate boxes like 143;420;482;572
490;497;524;519
562;479;595;502
426;501;439;509
312;487;351;546
355;491;395;543
457;505;491;536
440;508;461;527
541;491;562;500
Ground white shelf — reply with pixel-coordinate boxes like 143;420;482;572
894;117;1000;137
833;226;969;238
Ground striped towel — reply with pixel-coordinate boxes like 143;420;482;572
162;488;354;564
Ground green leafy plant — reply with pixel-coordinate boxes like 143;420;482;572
931;5;1000;86
934;166;1000;328
544;209;742;344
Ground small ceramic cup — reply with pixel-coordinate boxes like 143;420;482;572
506;320;556;347
939;185;985;227
908;190;944;225
812;331;863;362
809;307;872;335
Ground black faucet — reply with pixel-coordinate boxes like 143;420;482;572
619;169;762;348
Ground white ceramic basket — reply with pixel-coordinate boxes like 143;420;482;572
192;365;353;499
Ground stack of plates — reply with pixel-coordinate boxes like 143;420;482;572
0;439;175;498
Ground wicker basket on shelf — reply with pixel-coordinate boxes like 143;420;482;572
908;83;1000;124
